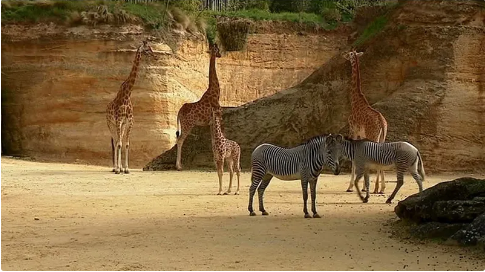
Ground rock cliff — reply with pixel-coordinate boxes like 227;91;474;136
1;23;348;167
145;0;485;173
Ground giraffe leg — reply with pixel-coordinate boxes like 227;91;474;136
379;170;386;194
373;170;380;194
225;159;234;195
234;160;240;195
111;138;116;172
346;161;356;192
123;121;133;174
115;122;127;174
175;123;192;171
216;159;224;195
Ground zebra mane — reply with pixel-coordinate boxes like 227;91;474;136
300;134;331;146
343;135;373;142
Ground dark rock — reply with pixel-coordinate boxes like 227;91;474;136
394;177;485;223
409;222;467;239
432;200;485;223
448;212;485;246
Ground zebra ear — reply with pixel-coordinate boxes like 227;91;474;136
325;136;334;145
336;134;344;143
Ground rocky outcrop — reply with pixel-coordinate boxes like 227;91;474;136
144;0;485;173
1;23;348;167
394;177;485;249
449;213;485;247
394;177;485;223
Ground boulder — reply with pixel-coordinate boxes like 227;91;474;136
409;222;467;240
432;200;485;223
394;177;485;223
448;212;485;246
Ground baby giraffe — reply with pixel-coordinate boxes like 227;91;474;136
209;108;241;195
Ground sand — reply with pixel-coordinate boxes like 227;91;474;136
1;157;484;271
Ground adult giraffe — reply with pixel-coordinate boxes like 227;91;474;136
106;40;156;174
343;50;388;193
175;43;222;170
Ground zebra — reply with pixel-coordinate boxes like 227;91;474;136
248;134;342;218
332;134;425;204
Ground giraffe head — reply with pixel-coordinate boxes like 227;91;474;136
342;50;363;65
208;43;222;58
139;40;157;60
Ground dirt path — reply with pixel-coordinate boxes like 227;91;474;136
1;157;484;271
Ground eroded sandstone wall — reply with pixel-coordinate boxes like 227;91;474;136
145;0;485;174
1;24;347;167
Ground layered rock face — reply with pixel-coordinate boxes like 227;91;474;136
145;0;485;173
1;24;347;167
395;177;485;249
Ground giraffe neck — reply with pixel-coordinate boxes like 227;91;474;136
210;116;224;144
206;53;220;101
116;47;142;100
350;57;370;111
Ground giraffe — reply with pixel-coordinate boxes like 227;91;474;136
343;50;388;193
106;40;156;174
175;43;222;170
209;108;241;195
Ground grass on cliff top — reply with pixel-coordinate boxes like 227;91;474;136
352;15;389;47
202;9;339;30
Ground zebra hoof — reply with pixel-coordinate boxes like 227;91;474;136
385;199;392;204
111;169;116;172
378;191;385;195
262;211;269;216
115;170;121;174
234;192;239;195
223;192;229;195
363;198;369;203
249;212;256;216
313;213;321;218
124;169;130;174
304;214;312;218
346;189;353;192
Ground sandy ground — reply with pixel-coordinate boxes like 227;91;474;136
1;157;484;271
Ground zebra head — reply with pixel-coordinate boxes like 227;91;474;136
324;135;342;175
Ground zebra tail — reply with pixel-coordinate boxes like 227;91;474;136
417;151;425;181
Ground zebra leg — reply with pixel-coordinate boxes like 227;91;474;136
301;179;312;218
257;175;272;215
363;172;370;203
353;169;366;203
386;170;404;203
346;162;356;192
411;172;423;194
248;178;261;216
309;178;321;218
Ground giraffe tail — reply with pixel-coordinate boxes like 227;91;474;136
111;138;115;166
176;114;181;138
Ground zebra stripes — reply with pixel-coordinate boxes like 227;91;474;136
248;134;342;218
334;134;425;204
